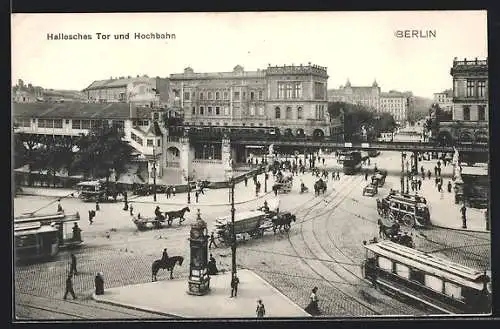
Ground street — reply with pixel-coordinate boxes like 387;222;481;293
14;151;490;318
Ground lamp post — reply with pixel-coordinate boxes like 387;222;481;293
183;169;195;204
152;145;157;202
229;177;237;277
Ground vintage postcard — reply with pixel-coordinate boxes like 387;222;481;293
12;11;490;320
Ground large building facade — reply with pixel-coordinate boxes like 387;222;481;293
379;91;411;123
328;79;381;111
437;57;488;144
433;89;453;112
83;76;170;106
168;64;330;138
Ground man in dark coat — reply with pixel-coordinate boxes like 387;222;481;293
72;223;81;242
230;274;240;297
461;205;467;229
161;248;169;263
70;253;78;275
57;199;63;213
95;272;104;295
64;274;77;300
447;181;452;193
209;232;218;249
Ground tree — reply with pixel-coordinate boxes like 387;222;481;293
71;125;134;181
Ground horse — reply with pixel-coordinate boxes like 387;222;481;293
314;179;327;196
272;212;296;233
151;256;184;281
164;207;190;226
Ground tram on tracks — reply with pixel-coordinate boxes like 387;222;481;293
338;150;362;175
15;221;59;262
362;240;491;314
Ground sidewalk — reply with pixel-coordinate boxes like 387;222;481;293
92;269;309;318
18;187;79;198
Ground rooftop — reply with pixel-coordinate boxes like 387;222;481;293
13;103;159;120
83;76;156;91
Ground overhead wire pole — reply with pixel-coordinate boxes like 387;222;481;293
153;145;157;202
230;178;236;277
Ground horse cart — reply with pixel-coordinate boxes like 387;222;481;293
371;170;387;187
215;211;268;244
363;183;378;197
376;191;431;230
76;180;120;202
132;207;190;230
273;173;293;194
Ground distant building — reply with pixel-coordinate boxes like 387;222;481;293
327;79;381;111
436;57;488;144
379;91;411;123
82;76;169;106
433;89;453;112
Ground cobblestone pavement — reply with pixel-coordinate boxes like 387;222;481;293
14;154;490;319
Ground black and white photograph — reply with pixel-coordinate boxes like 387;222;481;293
12;11;491;319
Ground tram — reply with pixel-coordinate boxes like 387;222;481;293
15;221;59;262
339;151;362;175
362;240;491;314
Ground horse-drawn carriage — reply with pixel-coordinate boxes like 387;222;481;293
363;183;378;197
273;172;293;194
76;180;120;202
376;191;431;230
314;178;327;196
371;170;387;187
132;207;190;230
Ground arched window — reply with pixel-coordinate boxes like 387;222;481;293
286;107;292;119
216;92;220;100
275;107;281;119
297;107;303;119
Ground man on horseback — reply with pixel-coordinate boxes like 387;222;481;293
161;248;169;263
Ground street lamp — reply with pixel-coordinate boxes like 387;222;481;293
228;177;237;277
183;169;195;204
152;145;157;202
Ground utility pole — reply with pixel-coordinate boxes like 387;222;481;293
153;146;157;202
230;178;236;277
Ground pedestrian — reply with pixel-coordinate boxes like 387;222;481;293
461;205;467;229
365;172;368;181
72;223;81;242
123;200;128;211
485;209;489;231
438;180;443;192
434;166;438;177
305;286;320;315
172;186;176;196
435;176;439;187
57;199;63;213
70;253;78;275
129;203;134;216
322;158;325;166
88;210;94;224
123;190;128;203
447;181;452;193
336;172;340;180
95;272;104;295
95;200;100;211
418;179;422;190
230;274;240;297
209;232;218;249
256;299;266;317
195;191;199;203
244;176;248;187
63;274;77;300
427;170;431;180
166;186;171;199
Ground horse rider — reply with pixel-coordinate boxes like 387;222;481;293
262;200;269;213
161;248;169;263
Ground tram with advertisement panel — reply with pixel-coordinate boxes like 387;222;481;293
362;240;491;314
15;221;59;262
377;192;431;229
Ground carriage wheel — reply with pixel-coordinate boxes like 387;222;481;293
401;214;415;229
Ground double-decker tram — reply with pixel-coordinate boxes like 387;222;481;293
362;240;491;314
339;150;362;175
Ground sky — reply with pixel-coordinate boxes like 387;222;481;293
12;11;487;99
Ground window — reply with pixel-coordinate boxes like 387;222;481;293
72;120;81;129
286;107;292;119
258;91;263;100
215;107;220;115
278;83;285;99
478;81;486;97
224;106;230;116
297;107;303;119
53;119;63;128
65;119;70;124
286;84;293;99
208;92;213;100
200;106;205;115
192;106;196;115
208;106;213;115
234;92;240;100
250;106;255;116
258;106;264;116
184;92;190;101
242;92;246;99
81;120;91;129
216;92;220;100
275;107;281;119
463;106;470;121
314;82;325;99
377;257;392;271
425;274;443;293
250;92;255;100
147;139;153;147
294;83;302;98
409;268;425;284
192;92;196;99
395;263;410;279
444;282;463;300
478;105;486;121
467;80;475;97
153;112;159;120
199;92;204;100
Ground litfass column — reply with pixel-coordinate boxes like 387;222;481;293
187;212;210;295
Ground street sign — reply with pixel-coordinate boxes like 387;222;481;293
361;143;369;147
344;142;352;147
